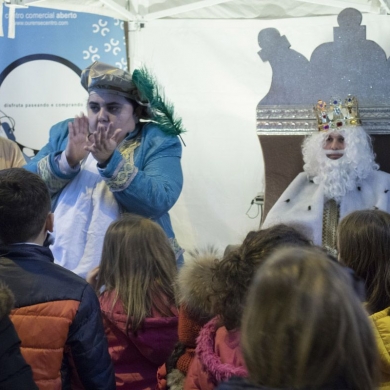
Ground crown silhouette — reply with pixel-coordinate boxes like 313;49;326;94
314;95;361;132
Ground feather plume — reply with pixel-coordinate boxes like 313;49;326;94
132;67;186;136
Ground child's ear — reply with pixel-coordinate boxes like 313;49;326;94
45;212;54;233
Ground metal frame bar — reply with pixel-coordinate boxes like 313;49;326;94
144;0;234;21
296;0;374;13
99;0;136;20
378;0;390;13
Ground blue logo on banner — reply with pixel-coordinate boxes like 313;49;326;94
0;5;127;154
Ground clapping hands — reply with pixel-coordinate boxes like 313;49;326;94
65;113;124;167
85;123;124;165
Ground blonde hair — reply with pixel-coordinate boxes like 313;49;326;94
96;214;177;332
241;246;378;390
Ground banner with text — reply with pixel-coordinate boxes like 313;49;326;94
0;4;127;156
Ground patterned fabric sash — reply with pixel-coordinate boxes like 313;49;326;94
322;198;340;257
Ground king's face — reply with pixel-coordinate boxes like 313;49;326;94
323;132;345;160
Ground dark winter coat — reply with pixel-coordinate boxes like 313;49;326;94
0;244;115;390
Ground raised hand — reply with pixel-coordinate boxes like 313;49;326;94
85;123;124;165
65;113;90;167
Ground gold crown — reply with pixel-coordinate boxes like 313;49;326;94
314;95;361;132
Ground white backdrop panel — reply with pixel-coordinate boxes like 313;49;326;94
133;14;390;258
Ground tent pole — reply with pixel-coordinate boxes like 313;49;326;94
99;0;141;73
128;1;136;73
127;0;144;73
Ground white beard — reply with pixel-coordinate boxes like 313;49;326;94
313;151;359;202
302;127;378;203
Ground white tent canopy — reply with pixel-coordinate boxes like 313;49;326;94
2;0;390;257
4;0;390;20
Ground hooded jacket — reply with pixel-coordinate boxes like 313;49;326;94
184;317;247;390
99;290;178;390
371;307;390;389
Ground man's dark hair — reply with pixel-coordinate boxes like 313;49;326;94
0;168;51;244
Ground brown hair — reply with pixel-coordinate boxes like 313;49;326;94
212;224;312;330
0;168;51;244
125;97;151;120
96;214;177;332
242;246;378;390
338;209;390;314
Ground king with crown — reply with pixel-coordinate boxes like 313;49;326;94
262;95;390;255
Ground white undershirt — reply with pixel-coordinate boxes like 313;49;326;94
51;153;120;278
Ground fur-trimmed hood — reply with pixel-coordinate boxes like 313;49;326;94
176;248;220;322
184;317;247;390
195;317;247;383
0;282;14;320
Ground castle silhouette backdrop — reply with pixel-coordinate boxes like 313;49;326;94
257;8;390;135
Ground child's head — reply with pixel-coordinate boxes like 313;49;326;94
97;213;177;331
0;168;51;244
212;224;311;330
338;209;390;313
241;246;378;390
